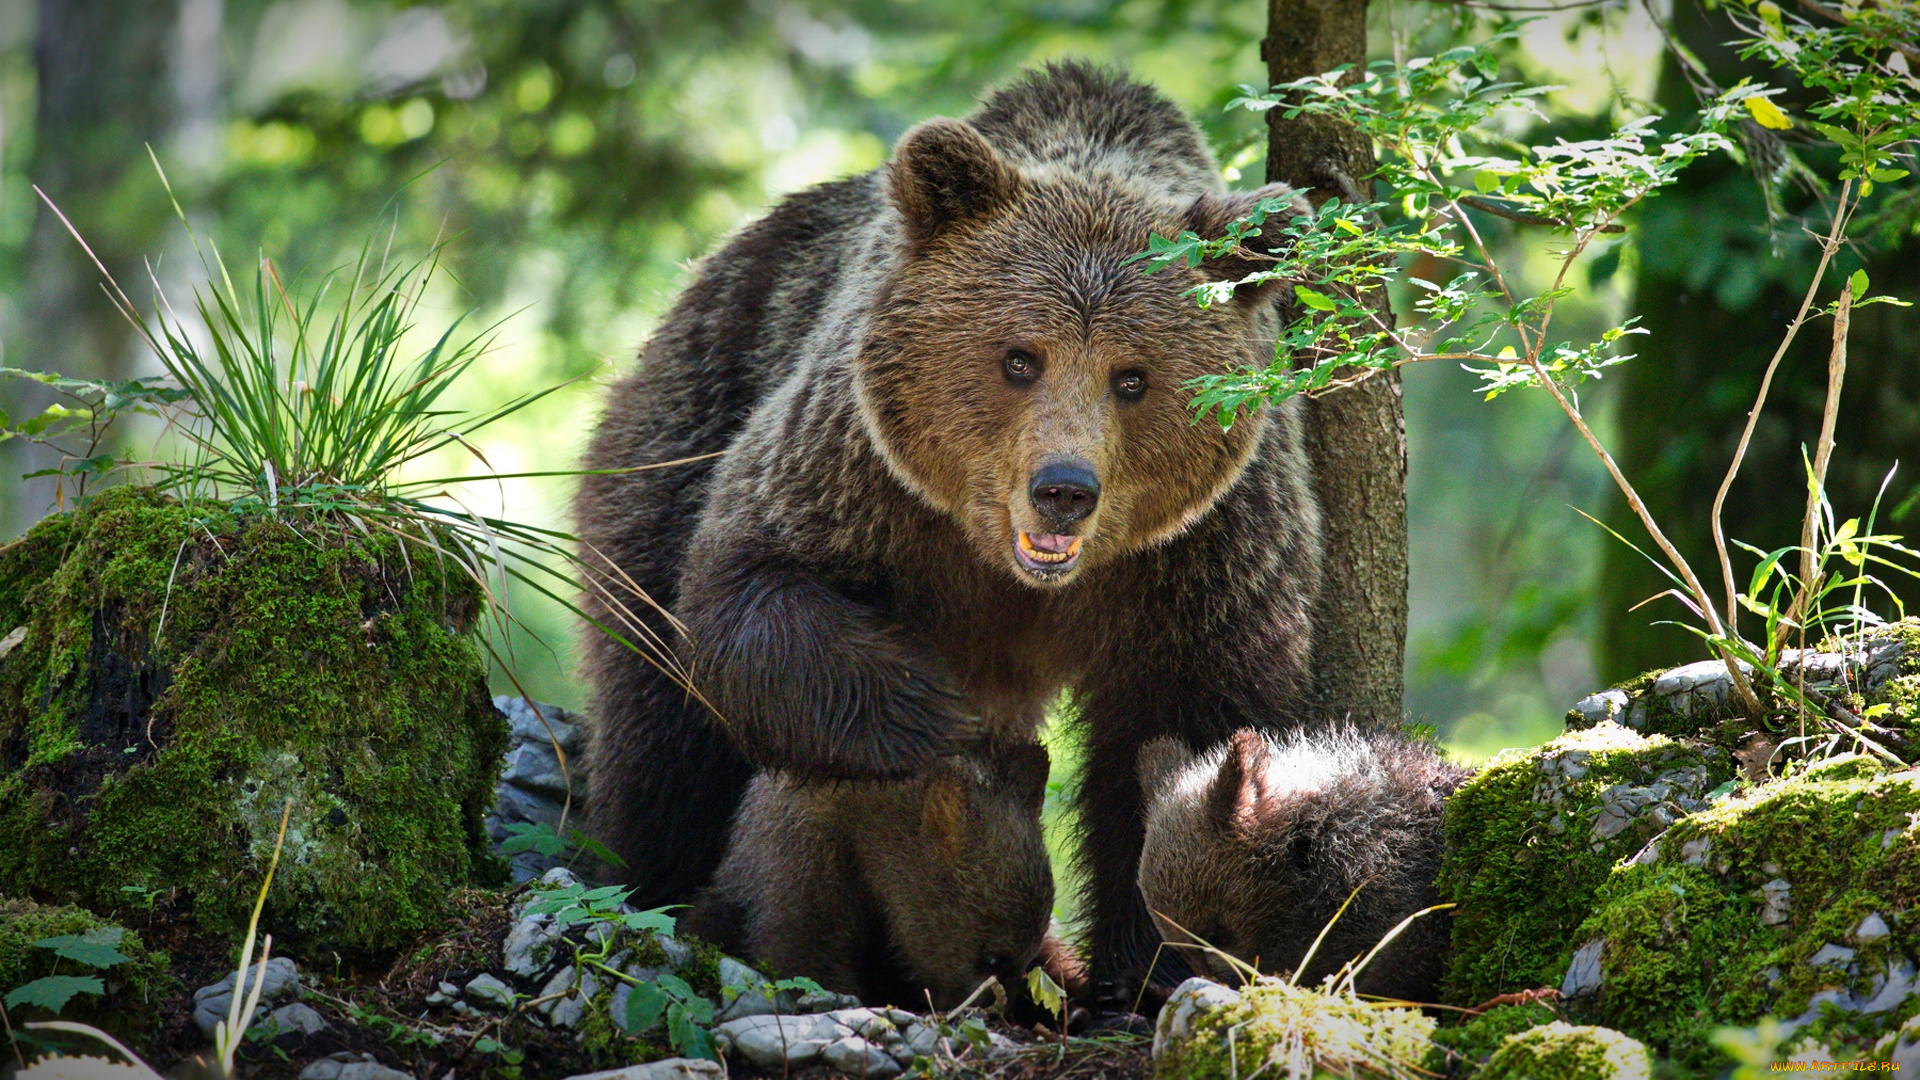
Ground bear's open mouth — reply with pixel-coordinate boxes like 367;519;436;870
1014;531;1082;575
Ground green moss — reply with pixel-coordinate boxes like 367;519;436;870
0;897;172;1047
0;488;508;959
1429;1002;1562;1076
1568;759;1920;1070
1438;723;1734;1005
1154;980;1435;1080
1478;1022;1651;1080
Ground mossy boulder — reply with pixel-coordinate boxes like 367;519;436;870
1561;754;1920;1069
1428;1001;1561;1076
1477;1022;1650;1080
1437;722;1735;1005
1152;977;1435;1079
0;897;171;1046
0;487;509;959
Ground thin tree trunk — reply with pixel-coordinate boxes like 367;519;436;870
1264;0;1410;727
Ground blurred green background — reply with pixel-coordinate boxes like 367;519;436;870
1;0;1914;776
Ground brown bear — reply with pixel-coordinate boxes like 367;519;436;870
682;741;1055;1009
575;61;1323;1005
1135;727;1468;1002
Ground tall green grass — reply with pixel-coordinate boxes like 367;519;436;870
32;161;713;795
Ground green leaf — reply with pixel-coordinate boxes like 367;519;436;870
5;975;104;1013
1869;167;1909;184
623;981;668;1032
1849;269;1870;298
1293;285;1336;311
34;930;130;970
1025;965;1066;1018
500;821;568;857
1474;170;1501;194
622;909;677;936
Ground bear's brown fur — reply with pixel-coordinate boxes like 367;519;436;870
682;742;1054;1009
1136;727;1468;1002
576;61;1323;1001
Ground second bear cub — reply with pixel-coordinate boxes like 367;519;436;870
1136;727;1468;1002
685;742;1055;1009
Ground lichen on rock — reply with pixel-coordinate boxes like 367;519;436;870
1437;721;1734;1005
1477;1022;1651;1080
1151;976;1435;1079
0;487;508;959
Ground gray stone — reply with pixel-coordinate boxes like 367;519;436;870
559;1061;723;1080
822;1036;904;1078
495;696;587;756
194;956;302;1004
1858;960;1919;1014
1561;939;1605;999
1679;836;1713;867
1760;879;1793;926
1573;689;1630;728
1808;943;1856;968
194;999;267;1039
715;956;785;1022
1875;1010;1920;1070
799;986;865;1013
1856;913;1892;943
827;1008;900;1043
714;1013;855;1069
538;963;600;1029
269;1002;328;1036
503;913;564;979
1653;659;1752;715
900;1022;941;1059
1153;977;1243;1062
1780;988;1853;1040
300;1055;414;1080
465;972;516;1009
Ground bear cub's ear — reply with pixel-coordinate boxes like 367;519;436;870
889;119;1022;246
1182;182;1309;304
1206;728;1275;830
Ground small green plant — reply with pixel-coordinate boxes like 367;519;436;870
0;369;190;510
1;928;133;1021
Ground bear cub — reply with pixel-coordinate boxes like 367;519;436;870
684;741;1056;1010
1136;727;1468;1002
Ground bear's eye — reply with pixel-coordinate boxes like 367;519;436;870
1003;349;1041;385
1115;370;1148;400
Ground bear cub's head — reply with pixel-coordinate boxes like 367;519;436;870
1135;727;1467;996
856;115;1299;588
864;739;1057;1007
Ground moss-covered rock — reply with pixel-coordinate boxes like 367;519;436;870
1562;755;1920;1070
0;488;508;959
1152;977;1435;1080
0;897;171;1046
1438;722;1735;1004
1477;1022;1650;1080
1428;1001;1561;1076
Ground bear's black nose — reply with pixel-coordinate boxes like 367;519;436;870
1029;461;1100;527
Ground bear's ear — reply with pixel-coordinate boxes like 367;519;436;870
1137;737;1196;799
1206;729;1274;829
1181;182;1308;304
889;118;1021;246
994;740;1053;814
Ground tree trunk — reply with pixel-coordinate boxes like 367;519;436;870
1264;0;1410;727
2;0;185;535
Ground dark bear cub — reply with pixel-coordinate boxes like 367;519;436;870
684;741;1056;1010
1135;727;1469;1002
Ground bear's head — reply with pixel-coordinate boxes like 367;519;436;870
1135;728;1464;990
856;118;1300;588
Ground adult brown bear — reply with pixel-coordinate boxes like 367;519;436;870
576;61;1322;1004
